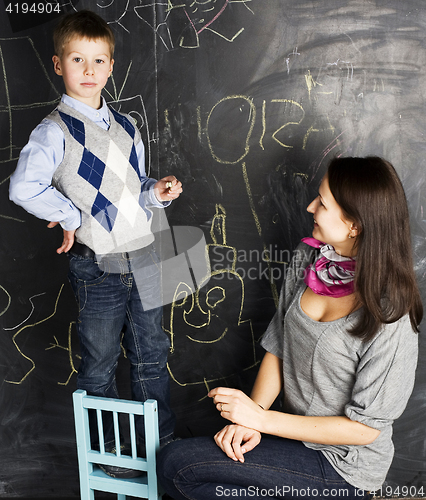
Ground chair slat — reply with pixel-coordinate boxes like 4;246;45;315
96;408;105;453
129;413;137;458
82;395;153;414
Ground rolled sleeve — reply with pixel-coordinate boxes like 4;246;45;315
345;314;418;430
133;126;170;209
9;119;81;230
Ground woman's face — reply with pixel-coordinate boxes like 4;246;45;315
307;175;357;256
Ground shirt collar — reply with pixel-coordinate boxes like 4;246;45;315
61;94;110;126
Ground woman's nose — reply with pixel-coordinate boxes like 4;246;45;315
307;197;317;213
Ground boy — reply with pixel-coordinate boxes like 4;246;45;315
9;10;181;477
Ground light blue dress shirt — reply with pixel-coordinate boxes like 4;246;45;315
9;94;163;231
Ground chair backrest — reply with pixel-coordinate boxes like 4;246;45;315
72;389;162;500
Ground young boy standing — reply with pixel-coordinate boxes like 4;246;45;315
9;10;181;477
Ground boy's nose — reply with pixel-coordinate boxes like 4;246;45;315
84;64;95;75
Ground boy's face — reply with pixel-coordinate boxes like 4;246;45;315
52;37;114;109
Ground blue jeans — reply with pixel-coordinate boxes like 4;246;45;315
68;246;175;447
157;436;372;500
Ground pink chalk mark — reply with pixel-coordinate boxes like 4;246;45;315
310;131;346;179
184;0;230;35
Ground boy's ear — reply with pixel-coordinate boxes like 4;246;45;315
52;55;62;76
109;58;114;77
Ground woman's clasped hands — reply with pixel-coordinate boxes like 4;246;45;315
208;387;265;463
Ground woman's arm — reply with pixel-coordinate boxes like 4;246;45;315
209;387;380;447
208;352;282;462
209;351;282;419
261;412;380;445
249;351;283;409
210;349;380;448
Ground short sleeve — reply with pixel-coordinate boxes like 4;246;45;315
260;283;286;358
345;314;418;430
260;242;314;358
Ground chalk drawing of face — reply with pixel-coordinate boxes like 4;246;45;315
165;205;259;387
167;270;258;387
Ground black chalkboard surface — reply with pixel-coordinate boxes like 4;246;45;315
1;0;425;497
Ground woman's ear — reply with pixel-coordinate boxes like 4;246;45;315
348;223;359;239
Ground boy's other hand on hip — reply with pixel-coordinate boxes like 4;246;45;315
47;221;76;254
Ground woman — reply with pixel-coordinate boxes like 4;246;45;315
157;157;423;500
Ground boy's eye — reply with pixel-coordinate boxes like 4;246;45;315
73;57;82;63
95;59;105;64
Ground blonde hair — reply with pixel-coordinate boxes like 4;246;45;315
53;10;115;59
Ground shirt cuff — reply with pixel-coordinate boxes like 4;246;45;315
59;210;81;231
145;182;171;207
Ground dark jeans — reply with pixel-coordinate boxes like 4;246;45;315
68;248;175;447
157;436;372;500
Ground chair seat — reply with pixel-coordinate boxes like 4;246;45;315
89;467;150;496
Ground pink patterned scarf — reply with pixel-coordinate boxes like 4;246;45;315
301;237;356;297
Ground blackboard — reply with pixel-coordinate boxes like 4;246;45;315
0;0;425;497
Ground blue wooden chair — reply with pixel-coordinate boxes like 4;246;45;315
72;389;163;500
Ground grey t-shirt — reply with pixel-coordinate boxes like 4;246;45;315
261;242;418;491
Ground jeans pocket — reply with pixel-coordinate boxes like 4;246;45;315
68;254;108;283
68;255;109;312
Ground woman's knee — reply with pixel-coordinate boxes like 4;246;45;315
158;436;220;482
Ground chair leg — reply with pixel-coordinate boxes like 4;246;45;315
81;486;95;500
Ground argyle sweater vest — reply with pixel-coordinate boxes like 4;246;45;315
49;102;155;255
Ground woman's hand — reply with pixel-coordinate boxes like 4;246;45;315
208;387;265;431
214;424;261;463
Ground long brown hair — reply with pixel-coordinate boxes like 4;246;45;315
327;156;423;341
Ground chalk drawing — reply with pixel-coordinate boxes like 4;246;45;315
5;284;64;385
135;0;253;50
165;204;259;394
